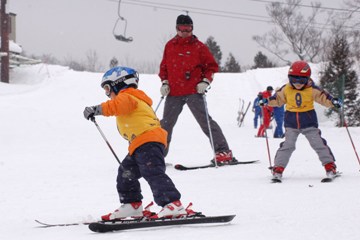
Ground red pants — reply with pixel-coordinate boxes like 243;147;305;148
257;107;271;137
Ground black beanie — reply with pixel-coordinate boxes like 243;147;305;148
267;86;274;91
176;15;193;25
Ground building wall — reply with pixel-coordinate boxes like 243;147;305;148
0;12;16;41
9;13;16;41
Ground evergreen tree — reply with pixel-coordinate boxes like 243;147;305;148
252;51;276;69
222;53;241;73
205;36;222;68
319;34;360;126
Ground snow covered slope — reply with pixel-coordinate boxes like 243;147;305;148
1;64;360;240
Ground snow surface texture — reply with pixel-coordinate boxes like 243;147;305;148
1;64;360;240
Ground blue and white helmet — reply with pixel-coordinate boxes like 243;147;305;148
101;66;139;95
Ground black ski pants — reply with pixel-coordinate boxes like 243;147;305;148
116;142;181;207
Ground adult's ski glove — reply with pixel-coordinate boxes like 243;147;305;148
83;105;102;120
331;98;342;109
160;80;170;96
196;79;211;94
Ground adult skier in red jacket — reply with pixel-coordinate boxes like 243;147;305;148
159;14;234;165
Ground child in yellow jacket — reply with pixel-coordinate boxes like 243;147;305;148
260;61;342;181
83;67;187;219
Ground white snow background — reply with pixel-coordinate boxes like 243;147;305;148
1;64;360;240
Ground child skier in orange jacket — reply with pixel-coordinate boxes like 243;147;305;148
83;66;188;220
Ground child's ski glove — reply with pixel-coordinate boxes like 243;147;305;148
331;98;342;109
84;105;102;120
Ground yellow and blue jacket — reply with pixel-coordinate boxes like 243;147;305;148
101;88;167;155
268;79;336;129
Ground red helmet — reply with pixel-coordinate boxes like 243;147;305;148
288;61;311;77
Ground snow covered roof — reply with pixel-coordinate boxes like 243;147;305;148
9;40;22;54
0;38;23;54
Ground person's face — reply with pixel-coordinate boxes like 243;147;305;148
176;25;193;38
103;84;116;99
293;83;305;89
288;75;309;90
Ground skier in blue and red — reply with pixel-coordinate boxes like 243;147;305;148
159;14;234;165
252;92;263;129
256;86;274;137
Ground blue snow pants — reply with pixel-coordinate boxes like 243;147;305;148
254;107;262;128
273;106;284;138
116;142;181;207
274;116;284;138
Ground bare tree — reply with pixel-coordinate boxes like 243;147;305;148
337;0;360;60
253;0;332;63
344;0;360;11
86;49;104;72
63;55;86;72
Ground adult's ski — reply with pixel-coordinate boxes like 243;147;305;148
88;214;236;233
174;160;259;171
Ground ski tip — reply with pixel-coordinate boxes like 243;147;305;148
88;223;101;233
214;214;236;223
34;219;55;228
321;178;333;183
271;178;282;183
34;219;47;227
174;164;186;170
238;160;260;164
226;215;236;222
321;172;341;182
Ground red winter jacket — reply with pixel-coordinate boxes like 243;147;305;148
159;35;219;96
261;90;273;122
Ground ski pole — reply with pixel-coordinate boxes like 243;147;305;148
202;94;218;168
343;119;360;170
154;96;165;113
264;127;272;170
261;106;273;170
91;117;122;166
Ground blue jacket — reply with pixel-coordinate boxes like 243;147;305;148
253;97;262;114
